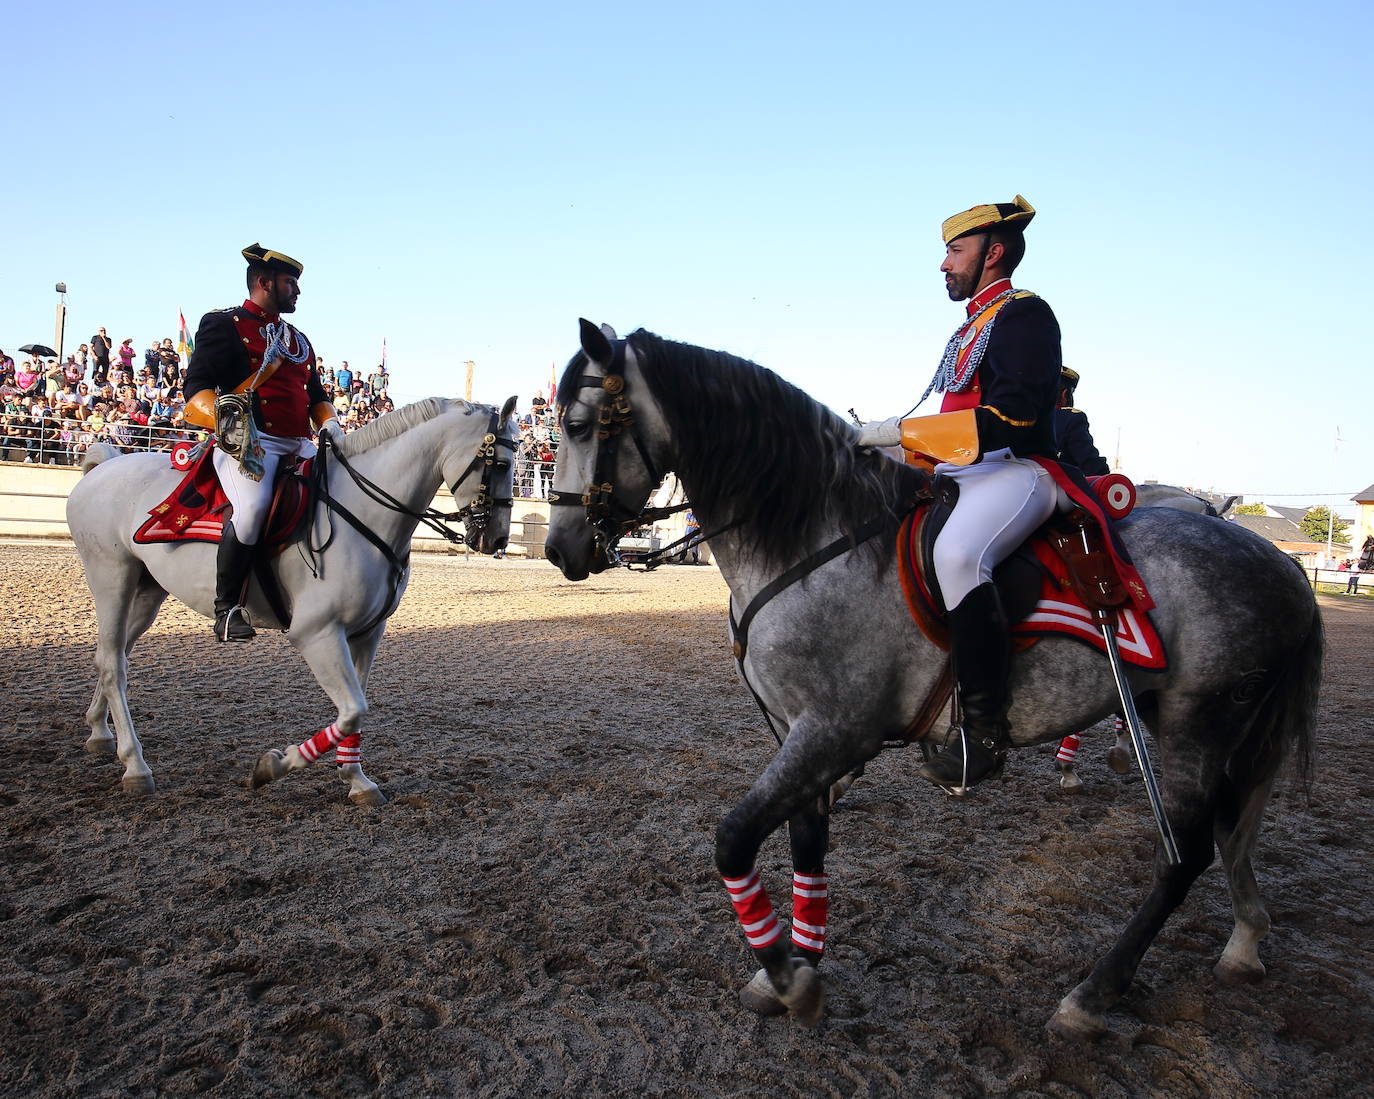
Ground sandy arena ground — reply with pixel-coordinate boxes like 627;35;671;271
1;542;1370;1097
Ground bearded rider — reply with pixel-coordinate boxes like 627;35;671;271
183;244;340;642
860;196;1061;790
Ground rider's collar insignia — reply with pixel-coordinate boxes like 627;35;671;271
965;278;1013;318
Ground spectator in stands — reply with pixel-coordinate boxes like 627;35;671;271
1;348;16;373
15;361;42;398
45;360;65;399
118;338;137;374
367;364;389;395
335;360;354;393
91;327;113;385
145;341;162;375
55;381;83;423
158;337;180;378
74;382;94;417
316;357;335;390
63;356;83;387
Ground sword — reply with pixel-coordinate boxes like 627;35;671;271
1096;607;1180;865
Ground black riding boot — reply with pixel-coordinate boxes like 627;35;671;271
214;521;257;642
919;582;1012;790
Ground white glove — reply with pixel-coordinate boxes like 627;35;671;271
319;418;344;442
856;416;902;447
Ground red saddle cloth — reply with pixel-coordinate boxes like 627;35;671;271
134;442;311;551
896;469;1167;671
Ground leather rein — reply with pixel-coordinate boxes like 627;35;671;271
302;408;516;638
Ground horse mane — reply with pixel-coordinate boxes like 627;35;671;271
335;397;483;457
564;329;919;569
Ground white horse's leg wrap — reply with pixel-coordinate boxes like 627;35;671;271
335;733;361;766
1055;734;1081;766
297;722;345;763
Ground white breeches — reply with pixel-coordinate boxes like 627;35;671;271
213;432;312;545
931;449;1056;611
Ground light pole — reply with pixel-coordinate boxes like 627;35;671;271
54;282;67;362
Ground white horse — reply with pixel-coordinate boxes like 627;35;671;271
67;396;517;805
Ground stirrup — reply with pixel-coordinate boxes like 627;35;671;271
918;726;1006;795
215;605;256;642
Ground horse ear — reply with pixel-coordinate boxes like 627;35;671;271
579;318;613;364
599;323;619;341
499;395;517;428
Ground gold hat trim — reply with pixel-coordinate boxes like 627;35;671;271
941;195;1036;245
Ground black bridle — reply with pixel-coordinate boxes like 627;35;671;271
548;338;691;568
303;407;516;637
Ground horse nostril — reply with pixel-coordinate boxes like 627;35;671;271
546;545;562;569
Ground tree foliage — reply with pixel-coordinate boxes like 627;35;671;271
1235;502;1267;515
1301;505;1350;544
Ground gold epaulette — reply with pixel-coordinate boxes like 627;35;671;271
1011;290;1038;300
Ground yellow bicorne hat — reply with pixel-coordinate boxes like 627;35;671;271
241;243;304;278
941;195;1035;245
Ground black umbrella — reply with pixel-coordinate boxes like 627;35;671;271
19;343;58;358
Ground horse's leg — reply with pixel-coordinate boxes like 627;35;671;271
332;624;388;806
86;563;159;793
251;625;383;807
1106;714;1131;774
1212;762;1279;985
84;580;168;759
1048;704;1227;1039
739;796;830;1019
716;721;863;1027
1055;733;1084;793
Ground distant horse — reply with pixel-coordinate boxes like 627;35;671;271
67;397;517;805
1135;483;1237;518
545;321;1320;1036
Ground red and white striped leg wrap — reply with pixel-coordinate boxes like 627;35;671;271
1114;715;1126;737
298;722;345;763
722;867;782;950
791;871;829;956
1056;734;1081;765
335;734;361;766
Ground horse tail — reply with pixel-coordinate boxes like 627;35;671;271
81;442;122;473
1239;600;1322;797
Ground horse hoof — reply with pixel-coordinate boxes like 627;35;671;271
252;749;287;788
84;737;117;759
348;786;387;808
1059;771;1084;794
739;967;789;1017
1214;958;1265;985
1107;745;1132;774
1046;999;1108;1041
120;774;156;795
780;964;824;1028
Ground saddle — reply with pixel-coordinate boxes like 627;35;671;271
134;441;311;553
897;463;1167;672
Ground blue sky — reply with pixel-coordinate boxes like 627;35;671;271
4;1;1370;512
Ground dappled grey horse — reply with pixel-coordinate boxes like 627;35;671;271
67;397;516;805
545;321;1320;1036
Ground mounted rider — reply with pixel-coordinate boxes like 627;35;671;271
1055;367;1110;477
183;244;340;642
860;195;1061;791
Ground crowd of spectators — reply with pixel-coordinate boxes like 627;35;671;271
0;332;397;467
514;394;560;499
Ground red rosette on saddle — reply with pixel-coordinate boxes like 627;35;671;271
171;440;196;471
1087;473;1136;520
